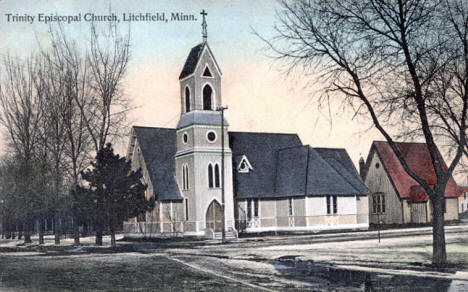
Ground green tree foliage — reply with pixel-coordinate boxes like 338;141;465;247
80;143;154;247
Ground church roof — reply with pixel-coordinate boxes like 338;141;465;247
229;132;368;199
130;126;368;201
229;132;302;198
179;43;205;80
314;148;369;195
177;111;229;129
132;126;182;201
179;42;222;80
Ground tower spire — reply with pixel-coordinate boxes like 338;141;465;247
201;9;208;43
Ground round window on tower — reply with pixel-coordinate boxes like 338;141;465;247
182;133;188;144
206;131;217;143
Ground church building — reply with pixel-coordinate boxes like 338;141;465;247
124;14;369;238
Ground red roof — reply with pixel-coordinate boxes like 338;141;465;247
373;141;460;199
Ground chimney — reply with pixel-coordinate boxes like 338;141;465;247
359;156;367;180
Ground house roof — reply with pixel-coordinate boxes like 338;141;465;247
457;186;468;197
132;126;182;201
179;43;205;80
230;132;368;199
371;141;460;199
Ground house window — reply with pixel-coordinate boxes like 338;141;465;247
214;164;220;188
288;198;294;216
182;133;188;144
372;193;386;214
184;198;189;221
464;193;466;200
185;86;191;112
203;84;213;110
208;164;214;188
326;195;338;215
246;198;258;220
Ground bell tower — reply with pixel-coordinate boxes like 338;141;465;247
174;11;236;237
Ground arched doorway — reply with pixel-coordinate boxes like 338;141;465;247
206;200;223;232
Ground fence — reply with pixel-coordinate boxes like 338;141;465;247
124;213;369;237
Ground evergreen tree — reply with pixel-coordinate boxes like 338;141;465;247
80;143;154;247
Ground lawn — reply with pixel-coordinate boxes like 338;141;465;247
0;252;255;291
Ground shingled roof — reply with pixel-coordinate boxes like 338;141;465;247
370;141;460;199
179;43;205;80
229;132;302;199
131;127;368;201
132;126;182;201
230;132;368;199
276;146;368;197
314;148;369;195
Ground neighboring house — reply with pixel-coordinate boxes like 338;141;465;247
361;141;460;225
458;186;468;214
123;27;369;239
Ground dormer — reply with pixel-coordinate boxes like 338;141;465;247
236;155;253;173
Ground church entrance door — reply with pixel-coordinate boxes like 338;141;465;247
206;200;223;232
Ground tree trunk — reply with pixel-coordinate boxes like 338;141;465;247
18;223;22;240
23;221;32;244
95;223;103;246
73;218;80;246
54;216;60;245
38;218;44;245
432;194;447;267
110;225;116;248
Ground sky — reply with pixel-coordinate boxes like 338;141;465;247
0;0;385;173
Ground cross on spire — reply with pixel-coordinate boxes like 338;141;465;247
201;9;208;43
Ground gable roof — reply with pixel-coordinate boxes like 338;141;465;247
371;141;460;199
179;42;222;80
132;126;182;201
276;146;368;197
314;148;369;194
229;132;302;199
230;131;368;199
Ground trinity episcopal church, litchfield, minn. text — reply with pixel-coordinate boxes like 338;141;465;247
124;15;370;239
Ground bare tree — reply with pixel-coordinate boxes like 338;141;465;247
0;55;45;244
42;26;94;246
263;0;467;266
74;22;131;245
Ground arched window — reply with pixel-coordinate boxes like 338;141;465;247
203;84;213;110
185;87;191;113
182;164;189;190
214;164;220;188
208;164;214;188
185;165;189;190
